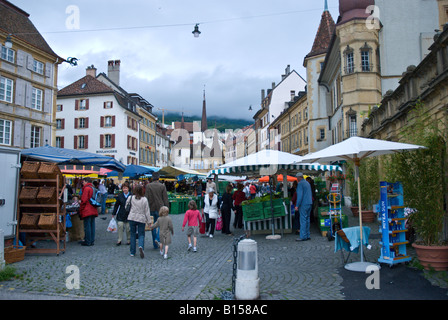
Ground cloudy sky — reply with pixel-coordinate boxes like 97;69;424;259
13;0;340;121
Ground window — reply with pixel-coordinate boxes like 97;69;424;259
105;116;112;127
55;137;62;148
0;76;13;103
32;88;43;110
31;125;41;148
349;115;357;137
319;128;325;141
78;135;86;149
57;104;63;112
344;45;354;74
56;119;64;129
346;52;354;73
360;42;372;72
1;46;14;63
105;134;112;148
0;119;12;145
361;50;370;71
104;101;113;109
33;60;44;74
79;118;86;128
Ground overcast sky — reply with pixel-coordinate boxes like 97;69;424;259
13;0;340;121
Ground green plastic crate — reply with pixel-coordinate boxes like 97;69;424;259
263;205;285;219
242;202;264;221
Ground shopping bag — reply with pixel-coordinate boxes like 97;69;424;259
199;210;206;234
216;215;223;231
107;217;117;233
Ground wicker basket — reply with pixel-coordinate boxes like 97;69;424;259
19;186;39;204
38;213;57;230
38;162;62;180
37;187;57;204
20;214;39;229
21;161;40;179
4;246;26;264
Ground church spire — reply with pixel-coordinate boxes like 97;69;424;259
201;87;207;132
324;0;328;11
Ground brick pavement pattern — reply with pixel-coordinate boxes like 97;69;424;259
0;208;384;300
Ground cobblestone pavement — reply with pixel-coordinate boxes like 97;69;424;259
0;207;446;300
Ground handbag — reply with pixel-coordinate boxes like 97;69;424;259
125;195;133;214
216;215;223;231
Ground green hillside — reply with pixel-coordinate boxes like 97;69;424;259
157;113;253;132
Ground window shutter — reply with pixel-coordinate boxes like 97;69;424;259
100;116;104;127
112;116;115;127
85;117;89;128
100;134;104;148
61;119;65;129
61;137;64;148
75;100;79;110
127;116;131;128
85;135;88;149
111;134;115;148
74;136;78;149
74;118;78;129
85;99;89;110
103;102;106;109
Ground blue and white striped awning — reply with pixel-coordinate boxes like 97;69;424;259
21;145;126;172
206;163;341;178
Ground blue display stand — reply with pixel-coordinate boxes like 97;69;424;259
378;182;411;267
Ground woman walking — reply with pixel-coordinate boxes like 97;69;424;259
126;185;151;258
203;188;221;238
111;182;131;245
232;183;246;229
220;184;234;235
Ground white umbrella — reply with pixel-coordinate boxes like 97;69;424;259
298;137;426;272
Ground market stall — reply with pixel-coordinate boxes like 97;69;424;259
207;149;342;238
15;146;126;257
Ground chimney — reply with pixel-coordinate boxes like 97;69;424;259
285;65;290;75
86;65;97;77
107;60;121;85
261;89;265;101
290;90;295;101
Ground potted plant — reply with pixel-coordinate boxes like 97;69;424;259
384;104;448;270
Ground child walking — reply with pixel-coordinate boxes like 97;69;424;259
182;200;202;252
148;206;173;259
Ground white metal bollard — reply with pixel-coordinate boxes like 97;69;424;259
235;239;259;300
0;229;5;270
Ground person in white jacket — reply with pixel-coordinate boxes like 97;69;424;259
203;188;221;238
126;185;151;258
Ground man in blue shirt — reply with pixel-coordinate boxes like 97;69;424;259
294;172;313;241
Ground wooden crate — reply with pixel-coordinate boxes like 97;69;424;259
37;186;57;204
20;214;39;229
38;213;57;230
19;186;39;204
21;161;40;179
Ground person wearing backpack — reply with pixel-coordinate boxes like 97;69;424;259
80;177;98;246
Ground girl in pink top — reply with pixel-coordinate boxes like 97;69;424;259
182;200;202;252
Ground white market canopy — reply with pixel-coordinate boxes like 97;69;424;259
207;149;341;178
159;166;206;178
